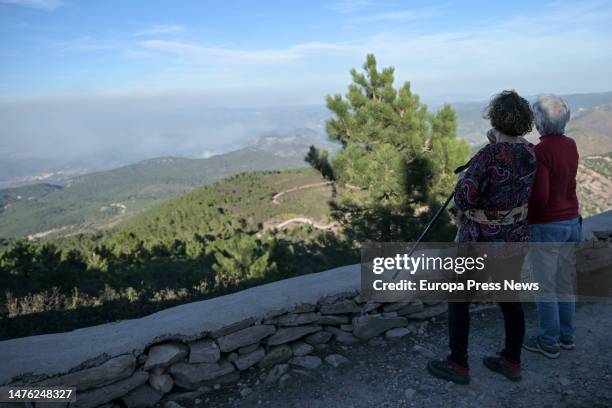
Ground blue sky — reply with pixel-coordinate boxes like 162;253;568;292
1;0;612;105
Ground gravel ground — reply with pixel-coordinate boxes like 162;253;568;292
177;303;612;408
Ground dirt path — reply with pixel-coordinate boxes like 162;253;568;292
191;303;612;408
272;182;333;204
272;217;338;230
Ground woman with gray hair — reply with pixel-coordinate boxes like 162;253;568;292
524;94;581;359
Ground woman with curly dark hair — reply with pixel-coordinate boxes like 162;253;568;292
427;90;537;384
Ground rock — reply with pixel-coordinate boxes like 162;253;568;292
325;354;349;368
169;361;235;389
406;303;448;319
353;294;367;304
265;363;290;384
352;315;408;340
164;402;186;408
318;291;358;304
217;325;276;352
405;388;417;399
385;327;413;339
559;376;571;386
319;299;361;314
145;342;189;370
210;317;258;338
396;301;426;316
293;303;316;313
266;312;320;326
291;369;317;380
314;344;329;351
204;371;240;386
368;337;385;346
361;302;380;314
413;345;436;358
164;390;205;402
121;384;162;408
73;371;148;408
382;311;398;318
38;354;136;391
263;308;288;320
149;370;174;393
290;341;314;356
234;347;265;371
382;302;408;313
340;324;354;332
266;325;321;346
240;387;252;397
289;356;323;370
189;340;221;363
238;343;260;355
278;373;292;388
226;352;239;362
317;314;350;325
304;331;333;345
325;326;360;344
258;345;293;368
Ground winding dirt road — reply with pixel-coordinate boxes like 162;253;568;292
272;181;333;204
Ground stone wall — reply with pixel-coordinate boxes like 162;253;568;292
0;264;448;408
0;210;609;408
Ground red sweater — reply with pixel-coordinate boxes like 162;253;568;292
528;134;580;224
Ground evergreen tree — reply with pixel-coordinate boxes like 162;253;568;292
322;54;469;241
305;146;334;181
209;234;277;286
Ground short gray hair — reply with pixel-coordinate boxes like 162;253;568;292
532;95;571;135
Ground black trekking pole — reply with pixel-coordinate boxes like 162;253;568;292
392;161;471;279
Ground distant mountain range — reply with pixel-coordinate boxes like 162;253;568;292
453;91;612;150
0;131;335;239
1;91;611;239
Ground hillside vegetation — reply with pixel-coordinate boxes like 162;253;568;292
0;148;307;239
0;168;353;339
578;152;612;216
566;104;612;156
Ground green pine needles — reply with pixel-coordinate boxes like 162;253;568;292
310;54;470;242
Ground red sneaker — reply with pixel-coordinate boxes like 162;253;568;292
482;353;521;381
427;357;470;384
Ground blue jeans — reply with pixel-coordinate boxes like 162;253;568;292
529;218;582;347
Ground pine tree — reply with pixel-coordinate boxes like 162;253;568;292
320;54;469;241
210;234;277;286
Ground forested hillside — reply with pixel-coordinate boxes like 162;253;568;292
0;168;355;339
0;148;307;239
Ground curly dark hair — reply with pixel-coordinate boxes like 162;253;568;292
483;90;533;136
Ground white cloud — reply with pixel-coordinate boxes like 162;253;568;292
135;24;185;36
140;39;356;64
0;0;62;11
135;0;612;101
